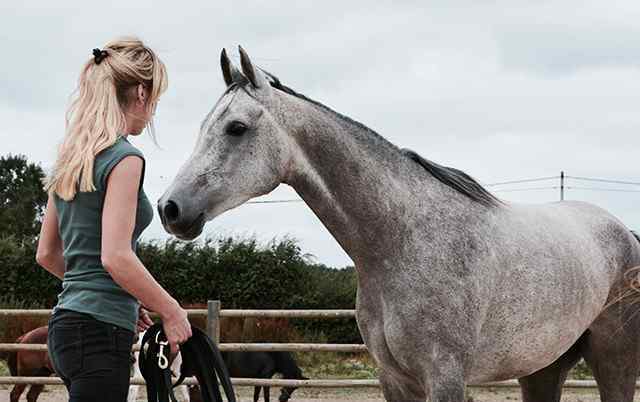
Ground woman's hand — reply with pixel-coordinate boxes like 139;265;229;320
136;306;154;333
160;302;192;356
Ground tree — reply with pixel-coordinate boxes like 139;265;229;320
0;155;47;240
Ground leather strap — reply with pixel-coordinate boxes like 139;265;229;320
139;323;236;402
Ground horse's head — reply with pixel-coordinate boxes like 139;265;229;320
158;47;294;240
279;375;308;402
279;387;296;402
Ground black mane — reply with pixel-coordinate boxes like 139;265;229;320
400;149;502;207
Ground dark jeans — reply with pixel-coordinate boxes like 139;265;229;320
47;309;134;402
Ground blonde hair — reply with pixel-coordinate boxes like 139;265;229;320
45;37;167;200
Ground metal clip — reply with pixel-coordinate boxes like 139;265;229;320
155;331;169;369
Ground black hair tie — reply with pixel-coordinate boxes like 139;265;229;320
92;48;108;65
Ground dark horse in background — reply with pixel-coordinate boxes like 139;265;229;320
8;326;53;402
223;351;308;402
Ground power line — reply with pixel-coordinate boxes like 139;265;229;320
566;186;640;193
493;186;558;192
484;176;559;187
565;176;640;186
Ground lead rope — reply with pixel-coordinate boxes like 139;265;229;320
139;324;236;402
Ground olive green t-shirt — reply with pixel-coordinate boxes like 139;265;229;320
53;136;154;332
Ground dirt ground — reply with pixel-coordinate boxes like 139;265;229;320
3;384;638;402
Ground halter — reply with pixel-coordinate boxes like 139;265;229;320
139;323;236;402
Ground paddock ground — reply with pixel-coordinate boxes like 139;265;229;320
4;384;640;402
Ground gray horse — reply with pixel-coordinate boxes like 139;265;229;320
159;47;640;402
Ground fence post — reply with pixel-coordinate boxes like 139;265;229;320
207;300;221;344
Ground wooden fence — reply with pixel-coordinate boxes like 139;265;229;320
0;301;624;390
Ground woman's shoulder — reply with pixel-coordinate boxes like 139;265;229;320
94;136;145;189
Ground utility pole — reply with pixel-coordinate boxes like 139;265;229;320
560;171;565;201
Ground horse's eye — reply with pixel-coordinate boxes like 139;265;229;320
226;121;248;137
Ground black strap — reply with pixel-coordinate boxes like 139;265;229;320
139;324;236;402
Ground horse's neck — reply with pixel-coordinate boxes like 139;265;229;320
281;96;459;265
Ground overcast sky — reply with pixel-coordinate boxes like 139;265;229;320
2;1;639;267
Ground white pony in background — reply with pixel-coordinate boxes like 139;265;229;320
127;330;191;402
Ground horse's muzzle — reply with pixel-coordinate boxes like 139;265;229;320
157;199;205;240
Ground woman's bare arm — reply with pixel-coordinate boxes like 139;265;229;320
101;155;191;351
36;196;66;280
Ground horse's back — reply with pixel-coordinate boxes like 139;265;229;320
507;200;639;271
17;326;48;344
10;326;52;377
563;200;639;260
222;351;276;378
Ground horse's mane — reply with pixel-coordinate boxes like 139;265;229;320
250;70;502;208
400;149;502;207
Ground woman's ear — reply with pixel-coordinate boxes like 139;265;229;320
137;84;147;105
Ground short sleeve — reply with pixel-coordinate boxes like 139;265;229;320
96;141;146;191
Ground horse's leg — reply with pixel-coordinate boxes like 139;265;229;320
10;384;27;402
378;369;425;402
128;349;141;402
253;385;260;402
174;384;190;402
426;355;466;402
517;334;584;402
263;386;270;402
582;304;640;402
11;365;48;402
26;384;44;402
361;323;426;401
379;367;466;402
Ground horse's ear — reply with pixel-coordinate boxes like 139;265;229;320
238;45;269;89
220;48;244;87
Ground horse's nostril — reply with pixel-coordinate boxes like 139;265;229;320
163;200;180;223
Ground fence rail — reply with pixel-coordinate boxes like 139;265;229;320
0;309;356;318
2;376;637;390
0;303;606;391
0;343;368;353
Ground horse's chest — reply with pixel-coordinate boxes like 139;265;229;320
355;275;478;377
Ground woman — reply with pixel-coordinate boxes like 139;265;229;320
35;37;192;402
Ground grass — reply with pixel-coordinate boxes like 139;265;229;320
569;359;593;380
296;352;379;379
286;331;378;380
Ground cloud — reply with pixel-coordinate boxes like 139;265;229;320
493;1;640;74
2;1;640;267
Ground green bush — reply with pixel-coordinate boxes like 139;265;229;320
292;265;362;343
0;236;59;306
0;155;47;240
